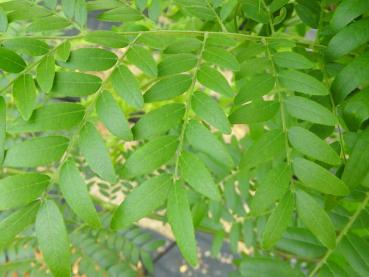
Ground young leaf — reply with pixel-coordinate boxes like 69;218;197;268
235;73;275;104
36;54;55;93
273;52;314;69
36;200;71;277
167;182;198;266
144;74;192;102
0;173;49;210
96;91;132;140
79;122;117;183
197;65;234;97
296;190;336;249
4;136;69;168
203;47;240;71
59;160;101;228
191;92;231;134
0;97;5;165
158;53;197;76
229;100;279;124
133;103;185;140
111;65;143;109
127;46;157;77
0;47;26;73
279;70;329;95
285;96;336;126
13;74;37;121
180;151;221;201
84;30;129;48
111;174;172;230
120;135;178;179
262;192;294;249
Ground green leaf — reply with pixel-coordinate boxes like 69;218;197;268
296;190;336;249
0;97;5;165
58;48;117;71
127;46;157;77
84;30;129;48
36;200;71;277
0;8;8;32
51;72;102;97
288;126;341;165
55;41;71;61
203;47;240;71
293;157;349;196
133;103;185;140
144;74;192;102
262;192;294;249
327;18;369;60
0;202;40;250
0;173;49;210
79;122;116;183
96;91;132;140
185;120;234;169
3;38;49;56
111;174;172;230
180;151;221;201
0;47;26;73
191;92;231;134
330;0;369;31
98;6;143;22
279;70;328;95
229;100;279;124
343;89;369;130
26;15;71;32
273;52;314;69
174;0;215;20
158;53;197;76
295;0;320;28
165;38;202;54
251;163;291;214
235;73;275;104
13;74;37;121
241;0;268;23
342;128;369;188
285;96;336;126
36;54;55;93
111;65;143;109
62;0;75;18
74;0;87;27
8;103;84;133
4;136;69;168
167;182;198;266
197;65;234;97
59;160;101;228
120;135;178;179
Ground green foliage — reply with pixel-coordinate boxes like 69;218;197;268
1;0;369;276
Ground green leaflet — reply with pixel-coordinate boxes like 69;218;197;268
158;53;197;76
241;0;268;23
84;30;129;48
288;126;341;166
0;202;40;251
111;65;143;109
0;8;8;32
111;174;172;230
229;100;279;124
59;160;101;228
55;41;71;61
8;103;85;133
235;73;275;104
96;92;132;140
197;65;234;97
295;0;320;28
273;52;314;69
144;74;192;102
330;0;369;31
167;182;198;266
133;103;185;140
26;15;71;32
343;89;369;131
36;200;71;277
4;136;68;168
296;190;336;249
13;74;37;121
203;47;240;71
74;0;87;27
285;96;336;126
180;151;221;201
342;128;369;188
164;38;202;54
120;135;178;179
251;163;291;215
0;173;49;210
0;47;26;73
327;18;369;60
332;51;369;103
36;54;55;93
0;97;5;165
262;192;294;249
191;92;231;134
51;72;102;97
98;6;143;22
185;120;234;169
127;46;157;77
278;70;328;95
293;157;349;196
58;48;117;71
3;38;49;56
62;0;75;18
79;122;117;183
